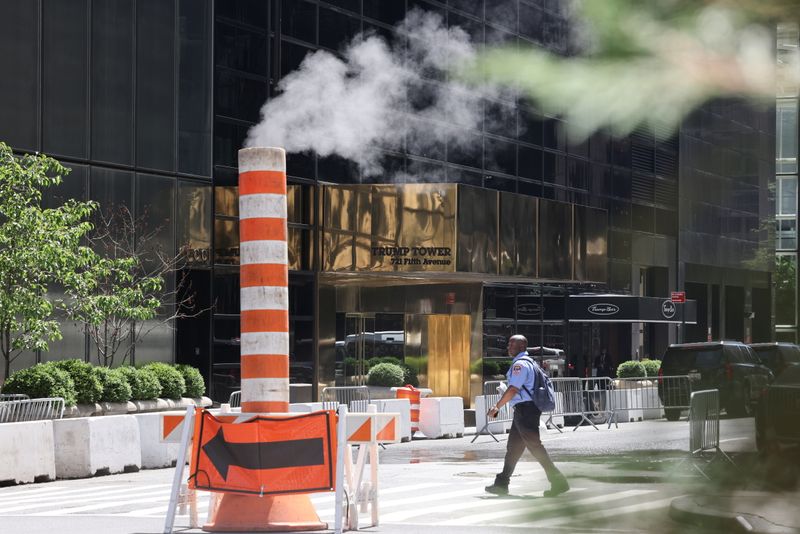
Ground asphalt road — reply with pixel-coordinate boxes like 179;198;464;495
0;417;760;534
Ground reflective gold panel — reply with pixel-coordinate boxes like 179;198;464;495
457;185;498;274
499;192;537;276
214;219;239;265
425;314;471;404
215;186;238;217
178;183;212;266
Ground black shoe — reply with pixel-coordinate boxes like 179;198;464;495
543;477;569;497
485;483;509;495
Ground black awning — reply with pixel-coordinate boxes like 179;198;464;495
567;294;697;324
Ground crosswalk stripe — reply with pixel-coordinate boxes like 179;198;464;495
518;496;679;528
0;485;114;503
435;489;657;526
381;487;588;523
122;481;452;518
32;491;179;516
0;484;171;514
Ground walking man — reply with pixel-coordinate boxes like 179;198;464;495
485;334;570;496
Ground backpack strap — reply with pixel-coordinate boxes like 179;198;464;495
516;356;538;399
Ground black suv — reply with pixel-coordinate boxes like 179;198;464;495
658;341;773;420
749;342;800;378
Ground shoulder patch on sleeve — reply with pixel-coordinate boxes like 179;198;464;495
512;364;522;375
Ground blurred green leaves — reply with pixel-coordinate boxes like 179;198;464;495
465;0;794;140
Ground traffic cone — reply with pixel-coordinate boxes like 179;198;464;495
203;494;326;532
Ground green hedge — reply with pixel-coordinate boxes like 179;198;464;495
94;367;133;403
616;360;646;378
366;356;402;369
641;359;662;377
2;364;77;406
142;363;186;399
367;362;405;387
118;366;162;400
175;364;206;398
47;359;103;405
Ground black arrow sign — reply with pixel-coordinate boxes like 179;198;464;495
203;428;325;479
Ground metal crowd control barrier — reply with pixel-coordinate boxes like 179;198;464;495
321;385;370;412
227;390;241;408
473;377;613;441
547;377;613;431
472;380;513;443
687;389;733;478
0;393;29;401
0;397;65;423
608;375;691;427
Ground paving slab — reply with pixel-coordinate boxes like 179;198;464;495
670;491;800;533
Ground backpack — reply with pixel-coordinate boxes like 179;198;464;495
518;356;557;412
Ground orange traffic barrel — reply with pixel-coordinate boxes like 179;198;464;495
396;385;421;434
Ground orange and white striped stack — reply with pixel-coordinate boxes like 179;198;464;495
238;147;290;414
396;385;421;433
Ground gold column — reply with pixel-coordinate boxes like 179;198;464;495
425;314;471;404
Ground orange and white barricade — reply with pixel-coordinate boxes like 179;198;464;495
394;385;421;434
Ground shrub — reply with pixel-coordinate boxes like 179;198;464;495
616;360;646;379
470;358;483;375
400;364;419;387
366;356;402;370
142;362;186;399
2;364;77;406
175;364;205;398
496;359;513;375
118;366;162;400
344;357;360;376
483;360;500;376
47;359;103;405
367;362;405;387
641;359;662;377
94;367;132;403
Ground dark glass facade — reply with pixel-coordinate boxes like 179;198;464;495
0;0;774;398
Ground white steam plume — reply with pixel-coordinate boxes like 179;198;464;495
245;9;510;178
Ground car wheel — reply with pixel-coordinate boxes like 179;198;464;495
665;408;681;421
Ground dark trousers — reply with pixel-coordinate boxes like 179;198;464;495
496;402;561;485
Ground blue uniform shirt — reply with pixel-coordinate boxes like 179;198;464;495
506;351;535;408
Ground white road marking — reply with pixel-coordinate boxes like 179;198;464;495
381;487;588;523
32;491;177;515
435;489;657;526
518;496;679;528
719;438;747;443
0;485;113;503
0;484;170;514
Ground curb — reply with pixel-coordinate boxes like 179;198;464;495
669;495;799;534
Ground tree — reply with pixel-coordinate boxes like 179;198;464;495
466;0;797;141
66;204;200;367
0;143;96;383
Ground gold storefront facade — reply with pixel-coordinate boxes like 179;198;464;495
211;182;607;405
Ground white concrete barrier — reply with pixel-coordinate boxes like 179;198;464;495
53;415;142;479
370;398;412;442
419;397;465;439
288;402;327;413
0;420;56;485
135;411;183;469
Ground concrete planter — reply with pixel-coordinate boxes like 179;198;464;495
0;421;56;485
53;415;142;479
63;397;211;418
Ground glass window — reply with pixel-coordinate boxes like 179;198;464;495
281;40;314;77
215;22;267;75
215;70;267;122
776;254;797;326
43;164;88;209
179;0;212;177
0;0;39;150
778;219;797;250
363;0;405;25
214;119;250;168
319;8;360;50
518;106;543;146
90;167;134;215
91;0;134;165
137;0;176;171
485;138;516;176
282;0;316;43
778;23;800;98
178;182;212;267
518;146;542;180
216;0;267;27
136;174;176;270
777;99;798;174
43;0;89;158
779;176;797;216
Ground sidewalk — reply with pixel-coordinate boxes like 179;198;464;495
670;491;800;533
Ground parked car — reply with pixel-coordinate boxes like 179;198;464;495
658;341;773;420
749;342;800;378
528;346;567;377
756;364;800;454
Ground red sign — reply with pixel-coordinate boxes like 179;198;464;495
671;291;686;303
188;409;336;496
446;292;455;305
